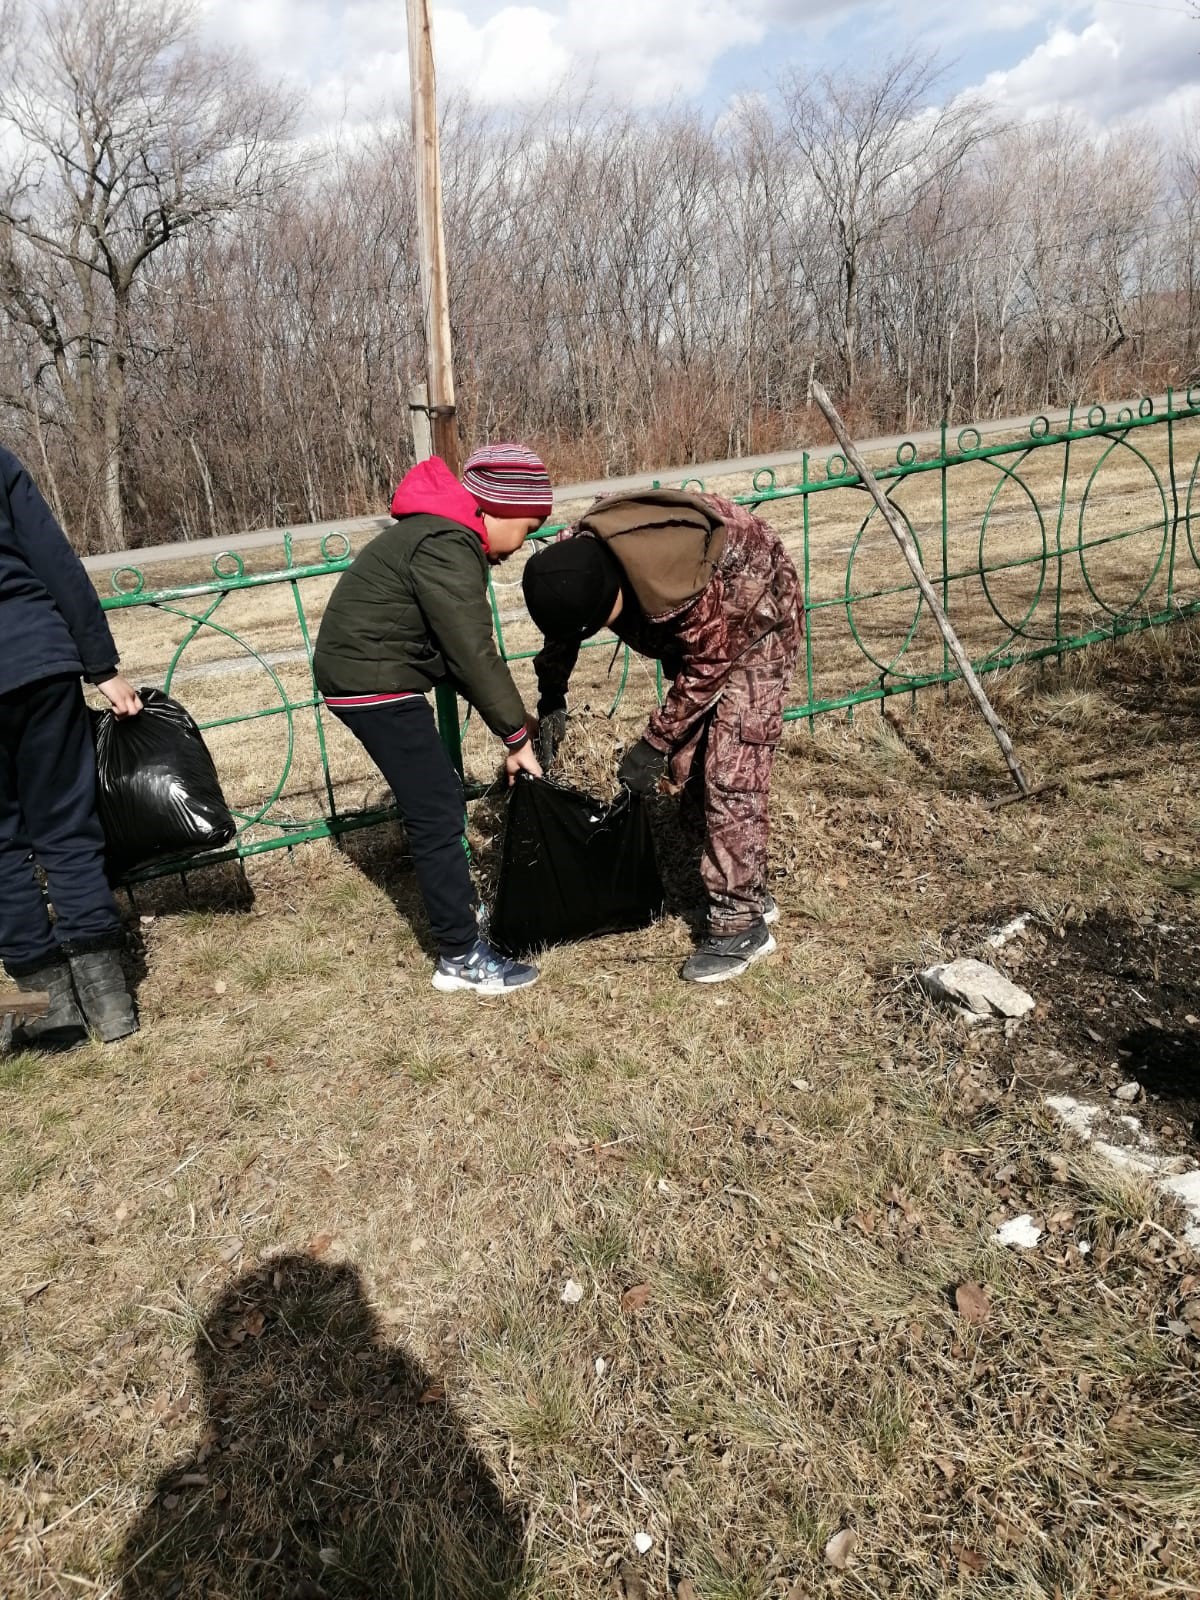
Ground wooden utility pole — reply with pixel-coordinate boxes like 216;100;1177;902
407;0;459;474
811;382;1032;798
405;0;464;772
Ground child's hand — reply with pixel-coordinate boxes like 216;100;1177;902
96;676;143;718
505;743;543;785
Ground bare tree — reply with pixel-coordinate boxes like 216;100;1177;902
0;0;298;549
780;52;989;396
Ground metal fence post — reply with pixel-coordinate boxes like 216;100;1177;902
434;680;464;777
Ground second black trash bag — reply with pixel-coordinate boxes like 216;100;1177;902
489;775;664;955
92;688;237;878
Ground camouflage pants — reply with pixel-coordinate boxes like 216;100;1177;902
673;554;802;935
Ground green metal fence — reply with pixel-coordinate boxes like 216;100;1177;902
98;389;1200;880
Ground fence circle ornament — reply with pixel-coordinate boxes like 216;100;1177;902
827;454;847;479
1087;405;1107;429
1187;384;1200;411
111;566;145;596
977;460;1051;647
1030;415;1050;439
956;427;981;453
752;467;777;492
157;598;296;833
680;478;706;493
1138;396;1154;419
213;551;245;580
1186;452;1200;567
1117;407;1133;425
1077;438;1169;619
321;532;352;561
844;501;925;678
896;440;917;467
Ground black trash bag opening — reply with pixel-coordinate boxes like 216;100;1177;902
92;687;237;879
489;774;664;956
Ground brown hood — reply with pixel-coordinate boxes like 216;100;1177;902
576;489;726;620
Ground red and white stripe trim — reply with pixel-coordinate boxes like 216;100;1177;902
324;691;421;709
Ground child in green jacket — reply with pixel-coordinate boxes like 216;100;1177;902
313;444;549;994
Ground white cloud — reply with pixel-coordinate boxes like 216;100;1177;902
200;0;781;122
197;0;1200;134
563;0;769;103
969;0;1200;131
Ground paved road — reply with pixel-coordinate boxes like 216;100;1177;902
82;397;1166;576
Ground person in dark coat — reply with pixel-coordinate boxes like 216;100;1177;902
0;446;141;1049
523;489;802;985
313;444;550;995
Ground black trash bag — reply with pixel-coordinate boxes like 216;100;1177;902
92;688;236;878
489;774;664;955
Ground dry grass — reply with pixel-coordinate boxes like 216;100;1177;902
3;623;1200;1599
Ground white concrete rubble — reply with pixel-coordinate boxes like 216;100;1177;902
918;958;1036;1021
1045;1093;1200;1248
993;1214;1043;1249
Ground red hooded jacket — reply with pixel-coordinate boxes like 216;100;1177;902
390;457;489;551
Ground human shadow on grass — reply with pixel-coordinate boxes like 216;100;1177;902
120;1254;526;1600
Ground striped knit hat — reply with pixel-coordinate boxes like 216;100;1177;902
463;442;553;522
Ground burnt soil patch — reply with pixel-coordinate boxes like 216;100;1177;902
981;910;1200;1150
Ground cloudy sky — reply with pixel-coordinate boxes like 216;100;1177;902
199;0;1199;135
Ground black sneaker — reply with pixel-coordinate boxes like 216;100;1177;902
432;939;539;995
681;921;777;984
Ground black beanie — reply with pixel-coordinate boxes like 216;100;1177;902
522;538;621;639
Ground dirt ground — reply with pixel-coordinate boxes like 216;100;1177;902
938;910;1200;1156
3;621;1200;1599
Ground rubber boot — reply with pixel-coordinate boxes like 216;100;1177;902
2;956;89;1054
68;947;138;1043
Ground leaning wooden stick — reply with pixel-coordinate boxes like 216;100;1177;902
811;382;1032;798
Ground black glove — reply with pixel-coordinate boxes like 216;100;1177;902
617;737;668;796
536;708;567;767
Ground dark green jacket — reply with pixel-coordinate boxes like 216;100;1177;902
313;514;528;743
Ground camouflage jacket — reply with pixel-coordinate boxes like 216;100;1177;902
533;495;801;752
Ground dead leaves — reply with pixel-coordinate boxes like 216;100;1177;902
615;1559;647;1599
954;1281;991;1327
620;1283;652;1314
956;1545;987;1574
824;1528;857;1569
1166;1279;1200;1339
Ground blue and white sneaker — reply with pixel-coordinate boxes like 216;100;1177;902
432;938;539;995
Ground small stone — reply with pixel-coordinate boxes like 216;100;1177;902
634;1531;654;1555
560;1278;584;1306
1115;1081;1141;1103
917;959;1035;1021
